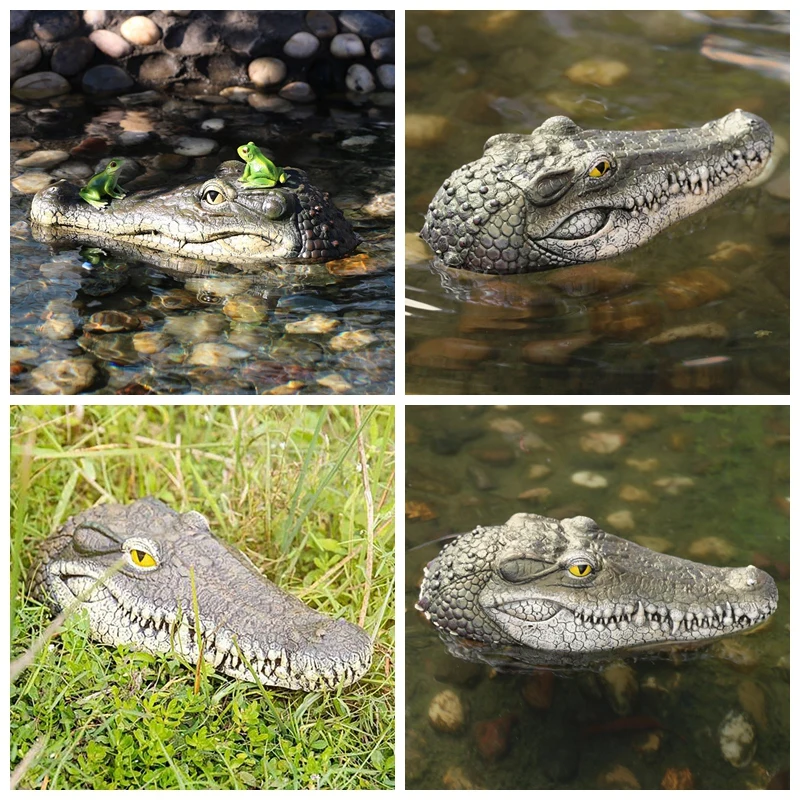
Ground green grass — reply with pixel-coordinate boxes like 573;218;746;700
10;405;395;790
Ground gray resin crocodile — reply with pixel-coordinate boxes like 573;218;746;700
30;160;359;273
421;110;773;274
30;498;372;691
416;513;777;668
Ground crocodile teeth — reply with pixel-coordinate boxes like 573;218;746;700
669;609;684;635
634;601;646;627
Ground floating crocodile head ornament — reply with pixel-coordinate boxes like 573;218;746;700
31;498;373;691
421;110;774;273
31;160;359;273
417;513;778;668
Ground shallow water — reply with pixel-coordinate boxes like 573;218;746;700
12;93;395;395
405;405;789;789
405;10;789;395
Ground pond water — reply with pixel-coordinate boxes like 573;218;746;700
405;11;789;395
405;405;789;789
12;93;395;395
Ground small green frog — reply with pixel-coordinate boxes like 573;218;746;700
237;142;287;187
79;159;127;209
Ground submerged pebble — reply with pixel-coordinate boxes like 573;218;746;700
571;471;608;489
606;510;635;531
600;661;639;715
597;764;640;789
719;710;757;768
474;714;517;761
285;313;340;334
31;357;96;394
580;431;625;454
428;690;466;734
687;536;735;562
661;767;694;789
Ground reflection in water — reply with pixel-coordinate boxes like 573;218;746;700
406;405;789;789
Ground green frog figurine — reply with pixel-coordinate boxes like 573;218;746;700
79;159;127;209
237;142;287;187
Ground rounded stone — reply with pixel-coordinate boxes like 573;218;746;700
278;81;316;103
31;358;96;395
248;93;293;113
12;71;70;100
376;64;394;90
345;64;376;94
283;31;320;59
248;57;287;87
32;11;79;42
81;65;135;96
329;329;378;351
338;10;394;39
565;58;630;87
50;37;96;77
137;53;181;85
173;137;218;157
571;471;608;489
15;149;70;169
11;40;42;82
719;711;757;768
119;15;162;46
331;32;366;58
406;114;451;148
11;10;30;32
305;10;337;38
199;118;225;133
187;343;250;368
89;29;133;59
39;313;76;341
179;19;219;55
428;690;466;734
11;172;56;194
285;313;340;334
370;37;395;61
83;10;108;28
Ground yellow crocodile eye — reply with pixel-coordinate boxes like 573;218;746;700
568;563;593;577
130;549;157;568
588;160;611;178
203;189;226;205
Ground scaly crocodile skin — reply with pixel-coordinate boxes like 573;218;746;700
31;498;372;691
421;110;773;274
31;161;359;271
417;513;777;668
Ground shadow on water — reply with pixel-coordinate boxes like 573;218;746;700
405;405;789;789
405;10;789;395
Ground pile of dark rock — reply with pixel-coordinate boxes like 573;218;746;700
11;10;395;102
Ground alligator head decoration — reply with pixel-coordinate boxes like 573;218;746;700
421;110;774;274
30;498;373;691
31;161;360;274
417;513;778;668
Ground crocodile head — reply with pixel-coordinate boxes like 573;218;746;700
416;513;778;668
31;498;372;691
31;161;359;272
421;110;773;274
